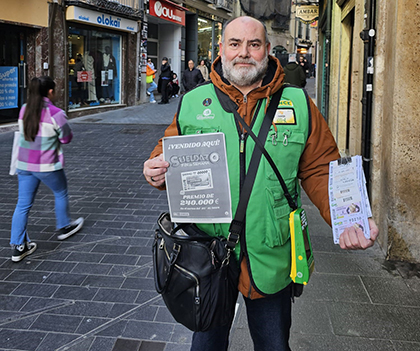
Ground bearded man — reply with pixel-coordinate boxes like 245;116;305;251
143;16;378;351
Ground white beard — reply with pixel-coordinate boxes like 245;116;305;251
221;53;268;87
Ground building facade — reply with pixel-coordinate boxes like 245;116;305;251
0;0;143;121
318;0;420;262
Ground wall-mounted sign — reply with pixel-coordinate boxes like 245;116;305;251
296;5;319;24
66;6;139;32
149;0;186;26
0;67;18;110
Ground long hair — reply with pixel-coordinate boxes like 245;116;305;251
23;76;55;142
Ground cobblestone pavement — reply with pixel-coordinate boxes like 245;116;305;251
1;81;419;351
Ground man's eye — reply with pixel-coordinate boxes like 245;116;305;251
250;43;260;49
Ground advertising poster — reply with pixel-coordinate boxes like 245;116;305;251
0;66;18;110
163;133;232;223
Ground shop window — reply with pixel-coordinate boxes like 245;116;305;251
198;17;212;71
68;26;121;109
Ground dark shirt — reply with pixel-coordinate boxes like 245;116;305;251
160;63;172;79
182;68;205;92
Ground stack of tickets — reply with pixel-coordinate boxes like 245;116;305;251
328;156;372;244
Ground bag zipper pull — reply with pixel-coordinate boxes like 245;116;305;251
240;131;245;153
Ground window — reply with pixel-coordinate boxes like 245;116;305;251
68;26;122;109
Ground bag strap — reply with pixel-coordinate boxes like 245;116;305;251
227;86;286;248
231;89;298;212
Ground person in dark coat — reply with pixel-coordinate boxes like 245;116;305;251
182;60;205;92
159;57;172;104
283;55;307;87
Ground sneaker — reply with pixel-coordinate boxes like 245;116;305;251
57;217;84;240
150;100;156;103
146;91;151;96
175;94;179;97
12;242;37;262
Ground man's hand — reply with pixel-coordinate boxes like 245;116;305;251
143;154;169;187
339;218;379;250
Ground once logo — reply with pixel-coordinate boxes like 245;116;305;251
154;1;182;22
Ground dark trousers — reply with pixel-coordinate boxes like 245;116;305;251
161;78;170;103
190;284;292;351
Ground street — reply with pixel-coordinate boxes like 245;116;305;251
0;80;419;351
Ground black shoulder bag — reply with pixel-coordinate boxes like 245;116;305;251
152;88;284;332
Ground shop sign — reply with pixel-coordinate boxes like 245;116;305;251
0;66;18;110
149;0;186;26
66;6;139;32
296;5;319;24
77;71;93;83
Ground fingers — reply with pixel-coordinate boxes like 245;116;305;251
339;224;375;250
368;218;379;241
143;154;169;185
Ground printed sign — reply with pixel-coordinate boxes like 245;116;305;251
163;133;232;223
296;5;319;24
66;6;139;32
149;0;186;26
0;66;18;110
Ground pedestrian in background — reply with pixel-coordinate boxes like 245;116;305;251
146;58;157;103
159;57;172;104
283;54;306;87
197;59;209;81
299;56;310;78
170;72;180;97
182;59;204;92
10;76;84;262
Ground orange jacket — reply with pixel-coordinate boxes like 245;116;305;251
149;55;340;299
146;64;156;79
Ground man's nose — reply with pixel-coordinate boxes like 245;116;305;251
238;44;250;58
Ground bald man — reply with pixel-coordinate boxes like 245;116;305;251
144;16;378;351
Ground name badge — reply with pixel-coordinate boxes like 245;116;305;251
273;108;296;125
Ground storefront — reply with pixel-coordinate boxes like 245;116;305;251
146;0;187;80
65;6;139;111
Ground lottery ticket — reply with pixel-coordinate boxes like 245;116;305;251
329;156;371;244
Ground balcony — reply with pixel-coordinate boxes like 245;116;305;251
65;0;143;20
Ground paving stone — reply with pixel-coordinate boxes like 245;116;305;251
38;332;83;350
43;272;88;286
71;262;113;275
0;281;19;294
126;305;158;322
76;316;112;334
361;276;420;306
328;302;420;342
53;285;99;301
139;341;166;351
96;320;128;337
0;328;46;350
88;336;118;351
111;338;141;351
83;275;125;288
11;282;59;298
20;297;70;313
52;301;114;318
65;251;105;263
122;277;155;291
30;313;83;333
0;295;30;311
122;320;174;342
93;288;139;303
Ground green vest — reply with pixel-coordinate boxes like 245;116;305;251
176;83;310;295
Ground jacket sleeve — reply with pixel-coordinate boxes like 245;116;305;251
298;99;340;226
197;70;205;84
149;113;180;190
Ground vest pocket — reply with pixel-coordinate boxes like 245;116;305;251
264;131;306;181
264;187;291;248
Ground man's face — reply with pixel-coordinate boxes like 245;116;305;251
220;17;270;88
188;61;194;70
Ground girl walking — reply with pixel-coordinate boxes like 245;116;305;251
10;76;84;262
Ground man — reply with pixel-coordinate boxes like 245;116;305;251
283;54;307;87
299;55;310;78
146;58;157;103
143;16;378;351
159;57;171;104
182;59;205;92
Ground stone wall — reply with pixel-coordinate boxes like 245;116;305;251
372;0;420;262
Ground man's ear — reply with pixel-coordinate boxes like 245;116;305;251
266;43;271;55
219;42;223;56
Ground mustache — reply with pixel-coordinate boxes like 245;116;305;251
232;58;257;66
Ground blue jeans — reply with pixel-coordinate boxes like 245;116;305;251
191;284;292;351
147;81;157;102
10;169;71;245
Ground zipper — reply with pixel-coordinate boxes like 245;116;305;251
163;244;200;303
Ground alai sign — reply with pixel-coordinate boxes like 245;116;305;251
149;0;186;26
